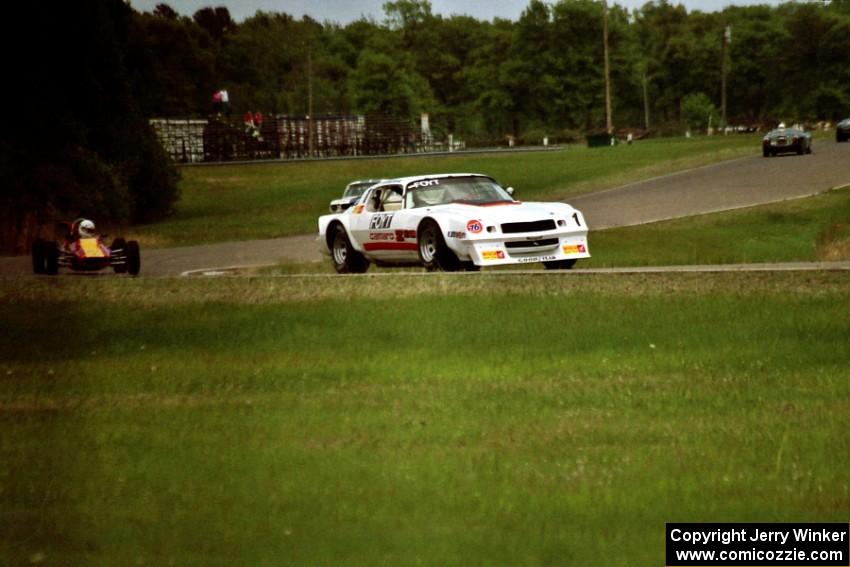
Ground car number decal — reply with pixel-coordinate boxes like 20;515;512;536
466;220;483;234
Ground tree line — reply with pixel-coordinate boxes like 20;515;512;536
137;0;850;141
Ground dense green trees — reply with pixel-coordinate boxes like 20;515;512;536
122;0;849;140
1;0;180;252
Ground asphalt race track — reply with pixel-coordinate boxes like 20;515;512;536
2;139;849;277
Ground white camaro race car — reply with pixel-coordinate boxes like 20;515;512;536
317;173;590;273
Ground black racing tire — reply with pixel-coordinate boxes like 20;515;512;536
417;219;462;272
31;238;46;274
45;242;59;275
543;259;577;270
762;147;769;158
806;143;812;154
796;143;804;155
126;241;141;276
111;238;127;273
330;225;369;274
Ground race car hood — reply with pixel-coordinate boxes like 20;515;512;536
423;200;580;227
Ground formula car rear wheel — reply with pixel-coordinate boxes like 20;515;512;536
111;238;127;273
418;219;461;272
331;225;369;274
543;259;577;270
126;241;141;276
31;238;46;274
45;242;59;275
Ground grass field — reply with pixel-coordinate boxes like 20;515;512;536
128;135;760;248
585;185;850;267
2;273;849;566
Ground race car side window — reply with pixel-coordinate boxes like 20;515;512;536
381;185;404;212
365;188;382;213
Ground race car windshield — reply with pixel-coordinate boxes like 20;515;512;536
343;182;374;198
405;177;513;208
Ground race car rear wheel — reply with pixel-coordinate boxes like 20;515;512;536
111;238;127;273
31;238;46;274
418;219;461;272
543;259;577;270
45;242;59;275
331;225;369;274
126;241;141;276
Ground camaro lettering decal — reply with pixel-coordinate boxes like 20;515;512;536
370;214;394;229
481;250;505;260
447;231;466;239
363;242;418;251
408;179;439;189
563;244;587;254
394;229;416;242
466;220;483;234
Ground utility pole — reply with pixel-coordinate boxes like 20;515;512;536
602;0;613;135
720;25;730;130
307;43;314;156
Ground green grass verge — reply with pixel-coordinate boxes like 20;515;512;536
2;272;849;565
129;135;759;248
583;185;850;267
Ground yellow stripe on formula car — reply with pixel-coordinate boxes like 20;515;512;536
79;238;106;258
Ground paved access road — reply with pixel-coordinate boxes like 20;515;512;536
572;137;850;229
2;138;849;276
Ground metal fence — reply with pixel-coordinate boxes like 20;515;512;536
150;114;453;164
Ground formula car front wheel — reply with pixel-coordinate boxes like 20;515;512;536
31;238;46;274
45;242;59;275
331;225;369;274
111;238;127;273
126;241;141;276
418;219;461;272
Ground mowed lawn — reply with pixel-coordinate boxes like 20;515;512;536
128;135;759;248
2;273;849;566
584;185;850;267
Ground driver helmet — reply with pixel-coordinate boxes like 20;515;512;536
79;219;96;237
778;122;786;130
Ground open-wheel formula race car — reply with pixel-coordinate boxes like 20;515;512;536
31;219;141;276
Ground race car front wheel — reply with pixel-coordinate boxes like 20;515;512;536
331;225;369;274
418;219;462;272
31;238;46;274
543;259;577;270
126;241;141;276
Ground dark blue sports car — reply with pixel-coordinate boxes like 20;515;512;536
762;124;812;157
836;118;850;142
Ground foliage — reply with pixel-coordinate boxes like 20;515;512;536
116;0;850;138
1;0;180;252
680;92;718;131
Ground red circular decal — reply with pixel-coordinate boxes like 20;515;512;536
466;220;483;234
